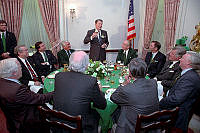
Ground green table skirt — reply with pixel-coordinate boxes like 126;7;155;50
43;68;125;133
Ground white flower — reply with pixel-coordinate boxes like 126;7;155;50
96;67;100;71
100;65;104;69
92;72;97;77
90;63;95;67
102;69;105;73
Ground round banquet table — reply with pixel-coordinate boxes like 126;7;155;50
43;67;131;133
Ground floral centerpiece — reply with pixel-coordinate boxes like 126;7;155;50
85;60;108;79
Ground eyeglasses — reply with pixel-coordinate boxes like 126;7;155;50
0;24;7;26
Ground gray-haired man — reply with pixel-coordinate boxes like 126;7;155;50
159;51;200;132
0;58;53;133
57;41;75;68
157;46;186;96
53;51;106;133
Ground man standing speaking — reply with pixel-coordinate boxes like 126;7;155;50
84;19;109;61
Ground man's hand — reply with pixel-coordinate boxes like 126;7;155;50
41;76;45;83
98;83;102;91
101;43;107;48
91;32;98;39
122;75;131;86
1;52;10;58
34;81;41;86
41;62;49;65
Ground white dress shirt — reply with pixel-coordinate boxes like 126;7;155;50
18;57;38;86
124;49;129;59
152;51;158;59
0;31;6;38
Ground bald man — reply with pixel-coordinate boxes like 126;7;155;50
116;40;137;66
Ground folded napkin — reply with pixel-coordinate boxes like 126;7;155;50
102;85;110;88
105;88;116;102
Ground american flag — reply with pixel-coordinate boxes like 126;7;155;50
127;0;136;40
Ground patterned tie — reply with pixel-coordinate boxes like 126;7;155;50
2;33;6;52
43;52;48;62
150;53;154;63
67;50;71;58
25;59;38;81
98;32;101;43
173;74;181;86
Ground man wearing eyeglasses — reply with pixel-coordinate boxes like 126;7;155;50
0;20;17;60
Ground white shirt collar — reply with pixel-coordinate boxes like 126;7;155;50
181;68;192;76
3;78;21;84
124;49;129;58
0;31;6;38
152;51;158;59
18;56;26;63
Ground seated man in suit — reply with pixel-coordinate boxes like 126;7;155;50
33;41;57;76
53;51;107;133
0;58;54;133
57;41;75;68
0;20;17;60
159;51;200;132
145;41;166;78
157;46;186;97
15;45;43;87
111;58;159;133
116;40;137;66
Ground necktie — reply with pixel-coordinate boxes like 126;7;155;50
2;33;6;52
123;51;127;65
25;59;38;81
43;52;48;62
150;53;154;63
67;50;71;58
98;32;101;43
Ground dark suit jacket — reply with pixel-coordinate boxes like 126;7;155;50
145;51;166;78
0;31;17;60
159;69;200;132
17;57;41;86
53;71;107;133
157;61;182;95
84;29;109;61
111;78;159;133
116;48;137;66
57;49;75;68
32;50;57;76
0;78;53;133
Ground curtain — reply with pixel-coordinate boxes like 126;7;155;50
0;0;24;41
38;0;60;56
18;0;50;54
142;0;159;59
137;0;146;58
164;0;180;53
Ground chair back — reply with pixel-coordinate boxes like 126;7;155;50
188;96;200;123
135;107;179;133
38;106;82;133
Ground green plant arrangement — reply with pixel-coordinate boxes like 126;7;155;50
85;60;108;79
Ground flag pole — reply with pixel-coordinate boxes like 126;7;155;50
129;39;134;49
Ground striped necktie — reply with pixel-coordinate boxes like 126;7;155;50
25;59;38;81
43;52;48;62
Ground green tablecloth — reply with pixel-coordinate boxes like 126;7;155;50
44;68;124;133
